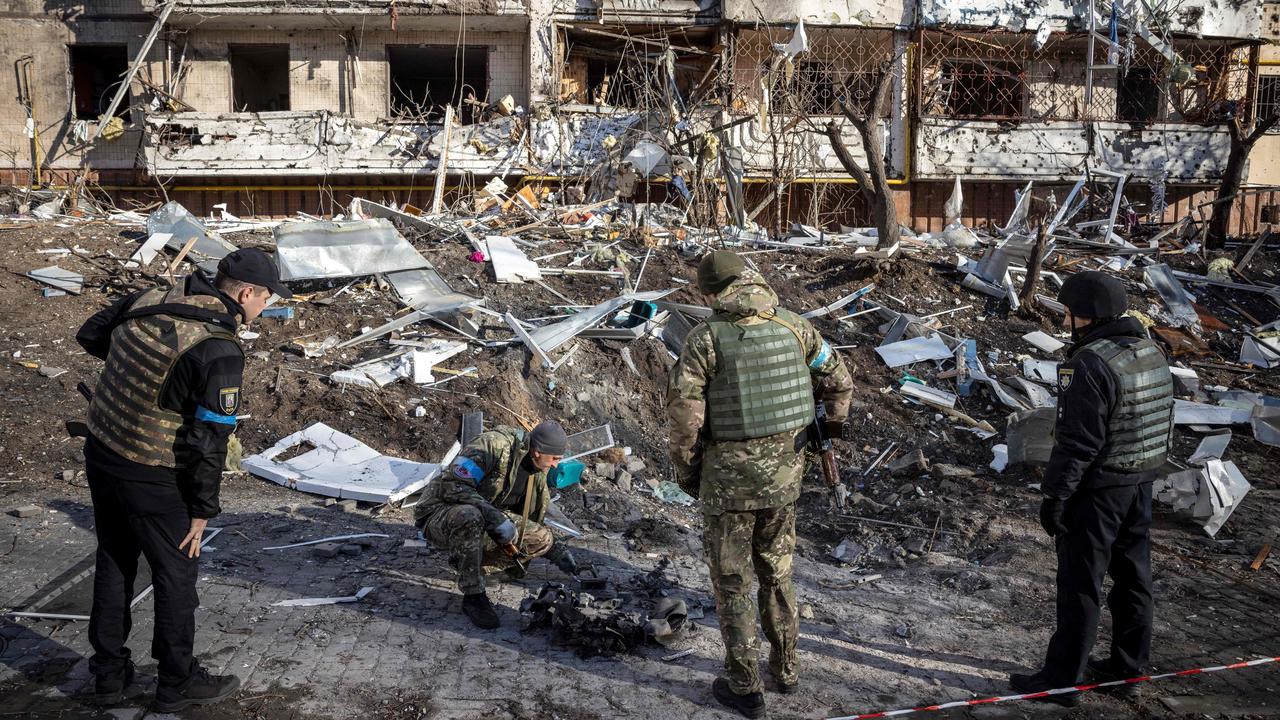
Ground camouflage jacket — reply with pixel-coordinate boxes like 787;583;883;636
413;426;550;532
665;268;854;513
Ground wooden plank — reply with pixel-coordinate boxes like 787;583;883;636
1250;544;1271;572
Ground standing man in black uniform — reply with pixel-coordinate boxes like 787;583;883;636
75;248;290;712
1011;271;1173;705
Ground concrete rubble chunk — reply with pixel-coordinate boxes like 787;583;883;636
830;538;865;564
9;505;41;518
242;423;441;504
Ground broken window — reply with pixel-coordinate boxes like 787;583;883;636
1258;75;1280;129
69;45;129;120
387;45;489;123
229;44;290;112
1116;67;1161;122
941;60;1024;119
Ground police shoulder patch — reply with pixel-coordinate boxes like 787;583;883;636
218;387;240;414
1058;368;1074;390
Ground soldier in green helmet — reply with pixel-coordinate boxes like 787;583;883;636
665;250;853;718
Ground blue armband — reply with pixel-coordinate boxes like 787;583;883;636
810;340;833;369
195;404;238;425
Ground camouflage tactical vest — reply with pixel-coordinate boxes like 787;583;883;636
87;286;241;468
1083;337;1174;473
705;311;814;441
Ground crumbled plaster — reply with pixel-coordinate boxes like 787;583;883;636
915;119;1232;181
918;0;1261;39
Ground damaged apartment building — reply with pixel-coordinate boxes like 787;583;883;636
0;0;1273;233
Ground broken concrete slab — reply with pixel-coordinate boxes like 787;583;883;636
1174;399;1252;426
899;382;957;409
275;218;429;281
875;335;954;367
242;423;441;503
486;235;543;283
1188;430;1232;465
1022;359;1059;384
125;232;171;269
8;505;41;518
1021;330;1064;354
26;266;83;295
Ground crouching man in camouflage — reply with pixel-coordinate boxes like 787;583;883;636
666;251;853;718
412;421;579;629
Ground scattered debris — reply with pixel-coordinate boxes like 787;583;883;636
242;423;441;503
273;586;375;608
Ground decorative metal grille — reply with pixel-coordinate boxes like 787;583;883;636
920;29;1252;123
730;27;898;118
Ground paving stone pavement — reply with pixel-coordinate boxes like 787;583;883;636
2;477;1278;719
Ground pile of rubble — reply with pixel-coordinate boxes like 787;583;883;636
6;168;1277;583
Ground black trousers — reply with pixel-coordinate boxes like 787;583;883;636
1042;482;1154;685
86;438;199;689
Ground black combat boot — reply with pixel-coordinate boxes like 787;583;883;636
91;661;139;705
1009;671;1081;707
153;666;241;713
713;677;766;718
1087;657;1141;699
462;592;500;629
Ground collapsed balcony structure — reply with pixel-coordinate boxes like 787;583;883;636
0;0;1273;234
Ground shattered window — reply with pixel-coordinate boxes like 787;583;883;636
388;45;489;123
229;44;291;112
940;60;1024;119
1116;67;1162;123
68;45;129;120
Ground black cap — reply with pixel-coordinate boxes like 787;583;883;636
1057;271;1127;318
697;250;745;294
217;248;293;299
529;421;568;456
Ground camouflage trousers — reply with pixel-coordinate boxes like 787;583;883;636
703;503;799;695
417;504;554;595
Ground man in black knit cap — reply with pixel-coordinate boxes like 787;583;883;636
410;420;580;628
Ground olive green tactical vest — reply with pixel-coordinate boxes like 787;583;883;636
1084;337;1174;473
87;287;241;467
705;311;814;440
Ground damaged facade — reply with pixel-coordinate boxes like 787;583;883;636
0;0;1272;232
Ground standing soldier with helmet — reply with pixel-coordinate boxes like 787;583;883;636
666;250;853;718
1011;271;1174;705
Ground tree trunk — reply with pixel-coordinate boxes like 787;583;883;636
1018;220;1049;315
825;63;900;250
1207;138;1248;249
1207;113;1279;249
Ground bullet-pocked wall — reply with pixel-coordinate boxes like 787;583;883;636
0;1;157;179
173;29;529;122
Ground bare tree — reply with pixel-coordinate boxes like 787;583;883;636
823;59;899;250
1207;110;1279;248
1018;205;1051;318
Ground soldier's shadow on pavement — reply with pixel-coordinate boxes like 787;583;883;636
796;629;1007;695
18;500;727;712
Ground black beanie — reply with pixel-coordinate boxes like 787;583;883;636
529;421;568;456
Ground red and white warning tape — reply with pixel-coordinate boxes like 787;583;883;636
826;655;1280;720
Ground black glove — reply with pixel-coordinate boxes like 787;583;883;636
546;541;579;576
1039;498;1068;538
